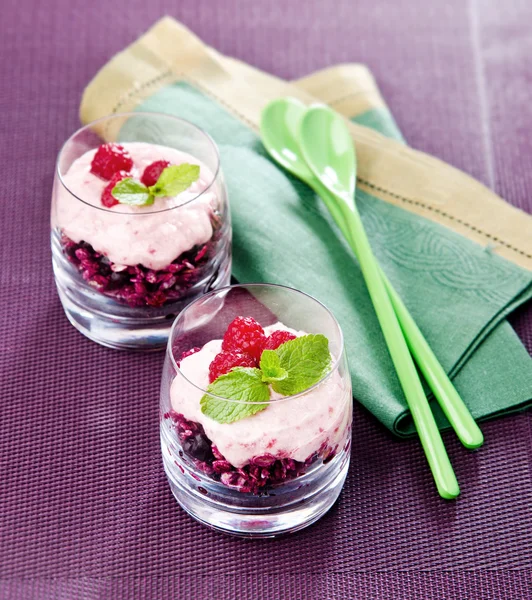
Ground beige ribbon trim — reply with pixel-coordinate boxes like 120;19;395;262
81;17;532;270
295;64;389;117
219;57;388;118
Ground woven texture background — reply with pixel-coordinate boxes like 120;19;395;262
1;0;531;598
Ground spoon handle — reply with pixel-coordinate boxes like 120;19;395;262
315;184;482;450
381;277;483;449
334;194;460;499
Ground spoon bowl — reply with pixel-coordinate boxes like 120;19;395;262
260;98;314;181
299;107;357;207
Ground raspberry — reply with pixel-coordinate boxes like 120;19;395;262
100;171;130;208
263;330;297;351
90;143;133;180
209;351;256;383
221;316;266;362
141;160;171;187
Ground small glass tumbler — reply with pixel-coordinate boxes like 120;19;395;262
160;284;352;537
51;112;231;350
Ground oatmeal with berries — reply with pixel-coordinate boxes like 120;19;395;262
164;316;352;495
53;141;224;307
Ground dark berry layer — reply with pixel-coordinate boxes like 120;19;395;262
165;411;338;495
61;232;218;308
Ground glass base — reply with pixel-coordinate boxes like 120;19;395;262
162;439;350;538
53;245;232;351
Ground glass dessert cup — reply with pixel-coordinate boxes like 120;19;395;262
51;112;231;350
160;284;352;537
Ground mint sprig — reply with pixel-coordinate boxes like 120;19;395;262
271;334;331;396
200;334;331;424
260;350;288;383
111;179;154;206
111;163;200;207
200;368;270;424
149;164;200;197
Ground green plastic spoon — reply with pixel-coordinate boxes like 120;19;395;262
298;104;460;499
260;97;482;450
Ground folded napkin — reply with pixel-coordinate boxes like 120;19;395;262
80;17;532;436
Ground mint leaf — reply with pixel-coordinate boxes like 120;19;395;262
200;367;270;424
112;178;154;206
149;163;200;197
271;334;331;396
260;350;288;383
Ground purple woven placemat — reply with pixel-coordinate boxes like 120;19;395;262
1;1;531;598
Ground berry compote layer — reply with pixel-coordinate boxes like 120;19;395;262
166;320;352;495
54;142;223;308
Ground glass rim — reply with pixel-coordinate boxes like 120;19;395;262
167;283;345;404
55;111;221;216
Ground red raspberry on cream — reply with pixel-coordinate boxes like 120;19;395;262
263;330;297;352
208;351;256;383
141;160;171;187
90;143;133;180
221;316;266;362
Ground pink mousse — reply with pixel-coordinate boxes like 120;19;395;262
54;142;219;270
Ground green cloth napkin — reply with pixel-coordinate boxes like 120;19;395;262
132;81;532;437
